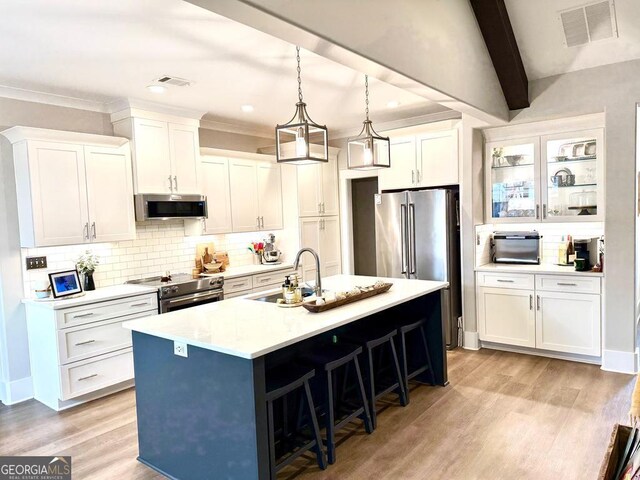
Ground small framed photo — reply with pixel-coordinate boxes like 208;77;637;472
48;270;83;299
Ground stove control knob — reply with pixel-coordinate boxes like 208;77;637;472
161;287;170;295
171;286;179;293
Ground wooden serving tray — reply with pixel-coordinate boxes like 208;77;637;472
301;283;393;313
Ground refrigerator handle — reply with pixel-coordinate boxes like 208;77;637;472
400;204;408;275
409;202;417;275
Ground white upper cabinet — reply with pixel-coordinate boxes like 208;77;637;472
378;127;459;192
256;162;284;231
229;158;260;233
199;155;232;235
2;127;135;247
297;153;339;217
299;216;341;283
112;111;200;194
484;117;604;223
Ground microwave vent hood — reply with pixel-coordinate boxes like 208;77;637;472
134;193;207;221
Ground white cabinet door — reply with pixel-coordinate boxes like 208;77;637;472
27;141;89;246
536;292;601;356
478;286;535;347
320;216;341;277
229;159;259;232
201;156;232;234
377;136;416;191
132;118;171;193
297;163;322;217
168;123;200;193
256;162;283;231
417;130;458;187
321;156;339;216
299;217;321;283
84;145;136;243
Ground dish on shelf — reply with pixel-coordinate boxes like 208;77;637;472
504;154;525;166
570;190;597;208
553;155;568;162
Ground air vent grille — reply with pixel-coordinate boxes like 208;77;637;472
155;76;192;87
559;1;617;47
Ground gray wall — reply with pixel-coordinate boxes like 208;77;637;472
351;177;378;276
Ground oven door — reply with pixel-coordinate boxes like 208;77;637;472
160;290;224;314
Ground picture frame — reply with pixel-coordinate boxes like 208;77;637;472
48;270;83;299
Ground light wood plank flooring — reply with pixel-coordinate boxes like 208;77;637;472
0;349;634;479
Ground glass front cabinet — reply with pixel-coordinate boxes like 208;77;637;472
485;128;604;223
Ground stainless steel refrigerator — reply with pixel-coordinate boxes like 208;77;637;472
374;188;462;348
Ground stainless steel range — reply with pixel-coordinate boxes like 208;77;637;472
127;273;224;314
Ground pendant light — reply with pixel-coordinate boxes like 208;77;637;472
347;75;390;170
275;46;328;164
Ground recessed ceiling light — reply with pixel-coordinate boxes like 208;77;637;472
241;105;254;113
387;100;400;108
147;85;167;94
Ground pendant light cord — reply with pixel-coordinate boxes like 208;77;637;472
296;46;303;102
364;74;370;121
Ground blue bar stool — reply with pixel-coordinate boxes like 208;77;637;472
342;327;408;429
301;343;373;465
265;365;327;478
396;318;436;402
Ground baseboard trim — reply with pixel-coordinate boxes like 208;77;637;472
463;331;480;350
0;376;33;405
480;341;601;365
601;348;639;374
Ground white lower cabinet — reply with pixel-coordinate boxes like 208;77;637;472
477;272;602;357
25;292;158;410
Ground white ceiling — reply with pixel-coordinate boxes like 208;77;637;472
505;0;640;80
0;0;444;138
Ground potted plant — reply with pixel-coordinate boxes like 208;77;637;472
76;251;100;291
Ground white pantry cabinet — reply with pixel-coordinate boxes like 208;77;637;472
476;271;602;358
229;158;283;233
299;216;341;283
378;128;459;191
297;153;339;217
112;111;200;194
1;127;136;247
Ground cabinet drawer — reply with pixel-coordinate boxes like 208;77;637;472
535;275;600;294
476;272;534;290
223;276;253;294
58;310;155;365
253;270;294;289
57;293;158;329
59;349;134;400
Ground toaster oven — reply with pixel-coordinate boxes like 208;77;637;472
492;231;541;265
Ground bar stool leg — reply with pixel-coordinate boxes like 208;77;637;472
419;325;436;385
398;329;410;400
353;356;374;434
326;370;336;465
267;399;277;480
303;380;327;470
389;339;408;406
365;347;378;430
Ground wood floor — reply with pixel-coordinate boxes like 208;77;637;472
0;348;634;480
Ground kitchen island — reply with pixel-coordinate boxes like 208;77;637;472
123;274;448;480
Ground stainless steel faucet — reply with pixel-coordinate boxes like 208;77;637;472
292;248;322;297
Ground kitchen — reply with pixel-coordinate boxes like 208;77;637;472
1;1;639;479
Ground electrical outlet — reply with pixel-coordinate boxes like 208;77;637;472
26;256;47;270
174;341;188;358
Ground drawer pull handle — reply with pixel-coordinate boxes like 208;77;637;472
78;373;98;381
557;282;577;287
130;302;149;307
259;278;271;283
75;340;96;346
73;313;94;318
496;279;514;283
231;283;246;288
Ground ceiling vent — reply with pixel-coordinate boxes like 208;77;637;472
155;76;192;87
559;1;618;47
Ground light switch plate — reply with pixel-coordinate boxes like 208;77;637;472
26;256;47;270
174;341;188;358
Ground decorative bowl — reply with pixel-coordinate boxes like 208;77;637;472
504;155;524;166
35;289;51;299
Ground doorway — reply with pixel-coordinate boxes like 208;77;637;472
351;177;378;276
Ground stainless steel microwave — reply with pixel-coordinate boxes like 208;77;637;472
134;194;207;221
492;231;541;265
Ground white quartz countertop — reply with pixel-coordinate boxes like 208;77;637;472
476;263;604;277
201;263;295;280
123;274;448;359
22;284;158;309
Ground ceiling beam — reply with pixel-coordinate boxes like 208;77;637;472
470;0;529;110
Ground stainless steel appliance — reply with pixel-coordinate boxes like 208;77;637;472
492;231;541;265
262;233;282;263
134;194;207;221
127;273;224;314
374;189;462;348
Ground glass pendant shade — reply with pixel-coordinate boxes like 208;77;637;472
276;102;329;164
347;120;390;170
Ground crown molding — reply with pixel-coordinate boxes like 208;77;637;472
0;85;109;113
108;98;207;124
0;126;129;147
199;117;274;139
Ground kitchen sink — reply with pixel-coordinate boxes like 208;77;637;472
251;287;318;304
